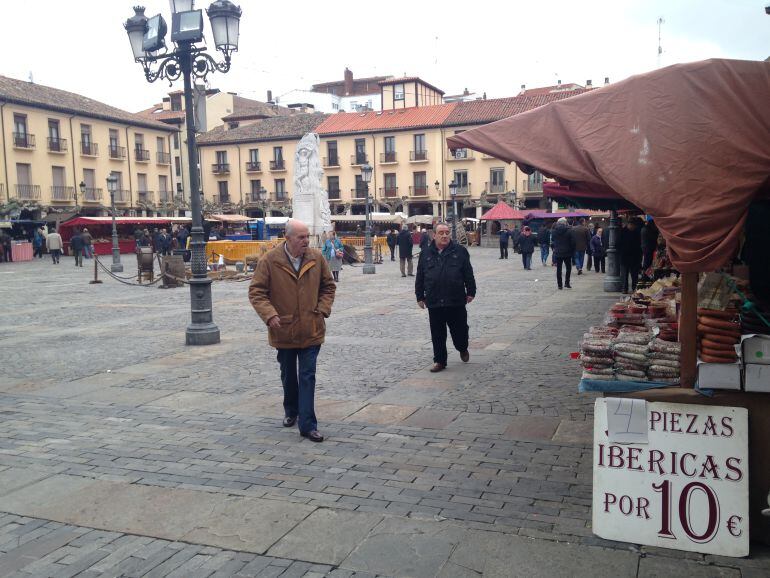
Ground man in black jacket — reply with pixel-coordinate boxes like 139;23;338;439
415;223;477;373
386;229;398;261
397;226;414;277
551;217;575;289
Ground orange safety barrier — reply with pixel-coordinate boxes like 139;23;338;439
206;240;280;263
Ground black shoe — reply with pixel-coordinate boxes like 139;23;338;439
565;284;572;288
558;286;563;290
301;430;324;442
430;363;446;373
408;273;415;276
282;416;297;428
460;351;469;363
402;274;406;277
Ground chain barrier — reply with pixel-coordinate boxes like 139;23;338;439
92;254;253;287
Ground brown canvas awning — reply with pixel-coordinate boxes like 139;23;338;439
448;59;770;273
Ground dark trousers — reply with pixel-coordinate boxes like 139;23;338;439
586;252;593;271
594;255;605;273
521;252;532;269
388;245;395;261
51;249;61;263
2;246;11;262
277;346;320;434
499;244;508;259
620;262;640;293
428;306;469;365
556;256;572;288
33;245;43;258
73;249;83;267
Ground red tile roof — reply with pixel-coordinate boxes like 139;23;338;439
444;90;591;126
135;105;185;124
518;83;585;96
315;103;458;135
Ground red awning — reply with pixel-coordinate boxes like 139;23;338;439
479;201;530;221
60;216;191;228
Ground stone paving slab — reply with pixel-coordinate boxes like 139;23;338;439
346;404;419;425
552;419;594;444
399;408;461;430
72;386;175;405
502;416;562;441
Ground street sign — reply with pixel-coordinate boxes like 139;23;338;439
593;398;749;557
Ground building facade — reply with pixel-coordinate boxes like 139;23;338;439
0;75;176;220
197;79;591;219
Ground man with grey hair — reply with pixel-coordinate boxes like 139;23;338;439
551;217;575;289
249;219;336;442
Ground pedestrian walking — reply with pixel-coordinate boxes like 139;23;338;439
248;219;336;443
415;223;476;373
69;230;85;267
590;227;605;273
1;230;12;262
177;225;189;249
33;226;45;258
586;222;596;271
397;226;414;277
386;229;398;261
551;217;575;289
570;218;591;275
322;230;344;282
641;216;659;273
81;228;93;259
620;217;643;293
46;227;63;264
419;228;431;252
499;226;510;259
159;228;171;256
511;226;521;253
515;226;536;270
537;223;551;266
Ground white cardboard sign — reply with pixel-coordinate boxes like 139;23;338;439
593;399;749;557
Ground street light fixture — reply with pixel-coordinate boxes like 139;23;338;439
106;175;123;273
124;0;242;346
257;186;268;240
449;180;458;242
360;163;375;274
434;180;440;218
77;181;85;213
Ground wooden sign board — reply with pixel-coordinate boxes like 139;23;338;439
593;398;749;557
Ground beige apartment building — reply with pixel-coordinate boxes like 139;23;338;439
0;75;177;220
197;78;590;219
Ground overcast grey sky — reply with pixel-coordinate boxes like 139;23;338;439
2;1;767;112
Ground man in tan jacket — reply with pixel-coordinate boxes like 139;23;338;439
248;220;336;442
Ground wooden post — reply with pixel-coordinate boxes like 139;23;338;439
679;271;699;388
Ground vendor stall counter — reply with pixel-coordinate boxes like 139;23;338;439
10;241;33;262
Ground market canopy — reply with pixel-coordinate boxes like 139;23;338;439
207;214;253;223
447;59;770;273
479;202;530;221
60;216;192;228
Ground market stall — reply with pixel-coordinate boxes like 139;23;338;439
59;216;192;255
447;58;770;548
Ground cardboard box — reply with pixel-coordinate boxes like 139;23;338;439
744;364;770;393
742;335;770;365
697;360;742;390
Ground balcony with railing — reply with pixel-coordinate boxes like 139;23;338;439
156;151;171;165
485;180;508;195
409;186;428;197
350;187;369;200
13;133;35;149
447;148;474;161
409;150;428;162
134;148;150;162
323;156;340;168
245;192;268;205
379;152;397;164
15;184;41;199
158;190;173;203
108;145;127;160
50;185;75;201
137;190;154;204
47;137;68;153
327;187;341;200
350;154;368;166
453;183;472;196
273;190;289;202
214;193;232;204
270;159;286;171
80;141;99;157
245;161;261;172
113;189;130;203
380;186;399;198
212;163;230;174
521;178;543;197
83;187;102;202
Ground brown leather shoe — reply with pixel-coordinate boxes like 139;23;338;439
460;350;470;363
429;363;446;373
300;430;324;442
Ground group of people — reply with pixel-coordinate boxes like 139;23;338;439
134;226;187;256
249;218;476;443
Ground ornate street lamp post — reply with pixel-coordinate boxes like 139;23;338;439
77;181;85;213
360;163;375;274
106;175;123;273
434;180;441;219
449;180;458;242
124;0;242;345
258;186;268;240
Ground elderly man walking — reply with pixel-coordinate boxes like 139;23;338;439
415;222;476;373
248;219;336;442
397;226;414;277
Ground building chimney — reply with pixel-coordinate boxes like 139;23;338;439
557;79;562;85
267;90;273;103
483;92;487;100
604;77;610;85
520;84;526;90
463;87;469;96
586;79;592;87
344;68;354;96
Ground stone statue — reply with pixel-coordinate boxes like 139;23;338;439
292;133;332;238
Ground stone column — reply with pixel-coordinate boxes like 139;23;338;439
604;209;622;292
432;201;440;217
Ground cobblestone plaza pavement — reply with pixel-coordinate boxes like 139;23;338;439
1;249;769;577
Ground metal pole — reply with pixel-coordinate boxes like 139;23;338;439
109;186;123;273
603;209;622;292
363;189;375;274
451;197;458;242
181;41;220;345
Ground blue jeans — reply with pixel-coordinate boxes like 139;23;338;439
573;250;585;270
277;346;320;433
522;252;532;269
540;245;549;265
83;245;93;258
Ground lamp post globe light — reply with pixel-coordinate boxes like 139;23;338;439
77;180;85;213
434;180;441;219
360;163;375;274
106;175;123;273
449;180;458;242
124;0;242;346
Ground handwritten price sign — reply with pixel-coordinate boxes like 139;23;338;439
593;399;749;557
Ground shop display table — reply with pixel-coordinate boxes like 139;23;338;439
92;240;137;255
10;241;33;262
